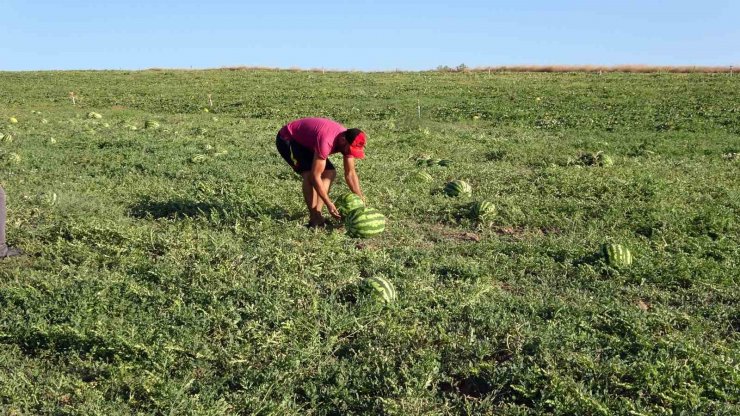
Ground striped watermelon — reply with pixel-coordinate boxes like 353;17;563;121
413;171;434;182
190;154;208;163
596;152;614;167
336;193;365;217
601;243;633;267
472;200;496;221
365;276;396;303
443;180;472;197
4;152;21;164
427;158;442;167
346;207;386;238
438;159;452;167
145;120;160;129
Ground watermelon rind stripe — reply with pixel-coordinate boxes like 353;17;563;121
346;207;386;238
352;221;385;227
602;243;633;267
444;180;472;196
351;226;385;233
350;218;385;226
352;218;385;225
357;226;385;231
354;229;385;235
367;276;396;302
353;221;385;227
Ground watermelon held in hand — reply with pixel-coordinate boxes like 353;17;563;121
443;180;472;197
601;243;633;267
471;200;496;221
345;207;386;238
336;193;365;217
365;276;397;304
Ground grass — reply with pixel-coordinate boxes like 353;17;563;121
0;69;738;415
457;65;737;73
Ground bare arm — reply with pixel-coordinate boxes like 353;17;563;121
310;155;340;218
343;156;364;201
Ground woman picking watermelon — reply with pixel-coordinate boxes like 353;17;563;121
275;117;366;227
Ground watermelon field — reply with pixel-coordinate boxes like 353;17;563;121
0;69;738;414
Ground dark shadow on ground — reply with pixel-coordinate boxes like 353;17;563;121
128;196;303;222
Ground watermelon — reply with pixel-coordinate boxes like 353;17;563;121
443;180;472;197
0;133;11;143
38;192;58;206
438;159;453;167
365;276;396;303
346;207;386;238
577;152;597;166
145;120;160;129
336;193;365;217
4;152;21;164
472;200;496;221
576;151;613;167
413;171;434;182
601;243;633;267
190;154;208;163
596;152;614;167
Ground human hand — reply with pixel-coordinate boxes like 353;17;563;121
327;202;341;219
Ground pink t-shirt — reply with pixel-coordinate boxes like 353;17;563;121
278;118;347;159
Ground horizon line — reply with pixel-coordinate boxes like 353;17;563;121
1;64;737;74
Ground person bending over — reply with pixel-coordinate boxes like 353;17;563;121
275;117;366;227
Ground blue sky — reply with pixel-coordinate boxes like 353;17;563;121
2;0;738;71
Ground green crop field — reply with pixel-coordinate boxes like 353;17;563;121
1;69;738;415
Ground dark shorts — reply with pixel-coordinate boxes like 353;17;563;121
275;134;335;173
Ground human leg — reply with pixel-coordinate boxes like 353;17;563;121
314;169;337;214
301;172;324;225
